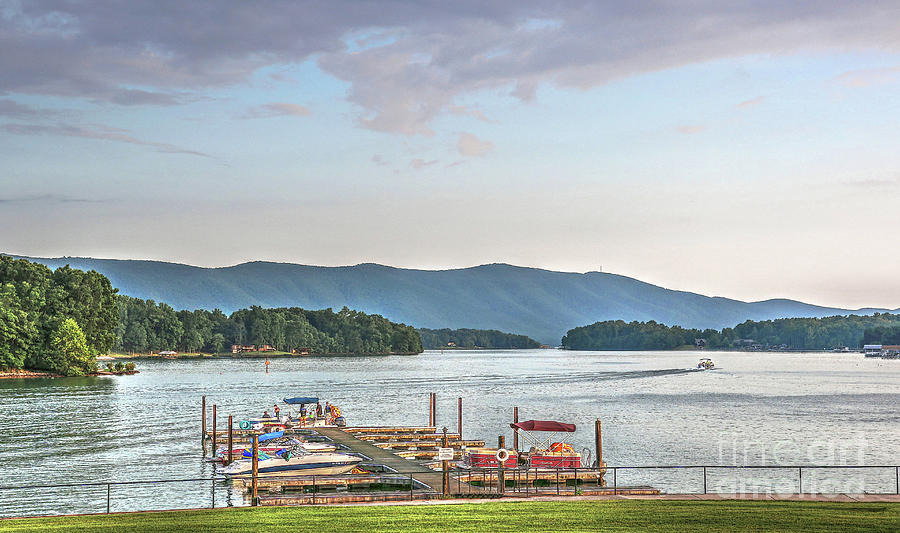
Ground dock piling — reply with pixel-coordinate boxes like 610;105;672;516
457;397;462;440
431;393;437;426
201;396;207;456
251;435;259;506
227;415;233;465
513;407;519;451
594;419;602;469
211;405;217;458
427;393;434;426
498;435;505;494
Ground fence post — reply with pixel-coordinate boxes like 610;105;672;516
703;466;707;494
556;469;560;495
798;467;802;495
409;473;414;501
106;483;110;513
442;427;449;496
211;474;215;508
613;467;617;495
896;466;899;495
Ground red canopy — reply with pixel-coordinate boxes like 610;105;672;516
510;420;576;432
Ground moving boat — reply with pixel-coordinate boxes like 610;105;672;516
220;450;362;477
697;358;715;370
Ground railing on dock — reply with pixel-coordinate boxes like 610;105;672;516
1;465;898;518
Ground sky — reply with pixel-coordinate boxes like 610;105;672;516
2;1;900;309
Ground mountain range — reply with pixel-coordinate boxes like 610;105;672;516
10;255;895;345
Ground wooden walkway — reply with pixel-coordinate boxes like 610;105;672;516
315;427;489;494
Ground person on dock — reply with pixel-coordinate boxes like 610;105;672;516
316;402;323;419
273;404;280;419
262;409;271;419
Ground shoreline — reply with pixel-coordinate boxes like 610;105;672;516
0;368;139;379
104;351;421;360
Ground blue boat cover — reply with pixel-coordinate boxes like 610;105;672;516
259;430;284;442
283;397;318;405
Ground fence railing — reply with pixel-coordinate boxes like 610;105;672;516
451;465;900;497
1;465;897;518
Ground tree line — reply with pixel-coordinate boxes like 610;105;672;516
562;313;900;351
1;256;117;375
1;257;423;375
116;296;423;354
417;328;541;350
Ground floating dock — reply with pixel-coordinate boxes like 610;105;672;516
202;394;659;505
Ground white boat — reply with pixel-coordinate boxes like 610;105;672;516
220;451;362;477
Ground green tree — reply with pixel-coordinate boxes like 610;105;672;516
47;318;95;376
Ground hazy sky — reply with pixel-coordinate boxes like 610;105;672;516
2;1;900;308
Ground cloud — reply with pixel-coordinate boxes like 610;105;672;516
832;66;900;88
457;132;495;157
3;2;900;134
735;96;765;109
0;193;110;205
411;158;438;169
676;124;705;135
243;102;311;119
371;154;389;166
0;99;58;118
3;123;210;157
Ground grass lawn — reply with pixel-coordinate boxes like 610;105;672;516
1;500;898;533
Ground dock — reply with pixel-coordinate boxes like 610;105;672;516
202;394;659;505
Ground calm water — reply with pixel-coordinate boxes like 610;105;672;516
1;350;899;516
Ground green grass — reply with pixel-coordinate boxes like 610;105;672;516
1;500;898;533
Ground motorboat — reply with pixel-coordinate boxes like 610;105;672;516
215;439;337;461
220;450;362;477
697;358;715;370
463;420;584;469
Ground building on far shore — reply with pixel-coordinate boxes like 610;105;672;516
232;344;256;353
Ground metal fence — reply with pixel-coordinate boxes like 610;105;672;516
449;465;900;497
1;465;897;518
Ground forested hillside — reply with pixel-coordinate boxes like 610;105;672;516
0;256;117;375
417;328;540;349
117;296;423;354
562;314;900;351
15;256;896;344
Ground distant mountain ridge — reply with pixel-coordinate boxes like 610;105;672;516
9;255;895;345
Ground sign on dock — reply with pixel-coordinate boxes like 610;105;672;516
437;447;454;461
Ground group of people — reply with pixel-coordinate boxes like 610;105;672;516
261;401;342;423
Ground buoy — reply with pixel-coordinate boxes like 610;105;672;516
496;448;510;463
239;420;251;430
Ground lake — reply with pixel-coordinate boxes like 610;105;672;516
1;349;898;516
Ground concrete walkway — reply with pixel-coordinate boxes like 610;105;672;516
325;492;900;507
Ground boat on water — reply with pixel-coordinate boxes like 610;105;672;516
697;358;715;370
220;450;362;477
463;420;583;469
215;440;338;461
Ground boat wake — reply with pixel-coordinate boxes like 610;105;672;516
299;367;704;393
